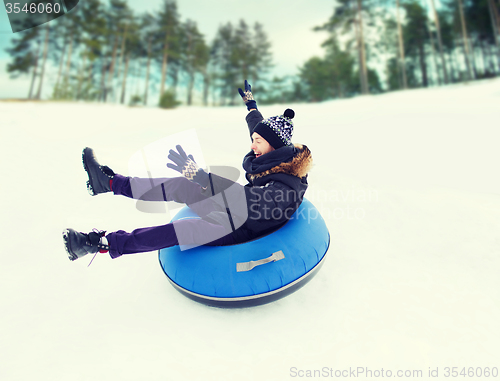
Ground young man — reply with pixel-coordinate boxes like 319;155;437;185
63;81;312;261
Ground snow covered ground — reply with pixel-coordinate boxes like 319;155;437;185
1;79;499;381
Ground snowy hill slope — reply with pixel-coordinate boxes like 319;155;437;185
1;79;499;381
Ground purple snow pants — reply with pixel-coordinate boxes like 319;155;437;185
105;175;236;258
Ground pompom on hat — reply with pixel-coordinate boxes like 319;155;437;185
253;109;295;149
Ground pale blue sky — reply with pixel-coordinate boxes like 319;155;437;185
126;0;334;75
1;0;335;97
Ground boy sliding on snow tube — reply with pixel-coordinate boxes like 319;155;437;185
63;80;313;262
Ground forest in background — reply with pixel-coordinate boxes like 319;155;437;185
4;0;500;106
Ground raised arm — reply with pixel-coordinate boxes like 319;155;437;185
245;109;264;137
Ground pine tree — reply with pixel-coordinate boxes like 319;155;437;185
467;0;500;76
6;27;41;99
211;23;237;105
51;16;71;99
140;12;156;105
119;16;141;104
435;8;457;81
355;0;369;94
35;24;50;99
429;0;450;83
103;0;134;101
157;0;181;101
210;21;273;105
456;0;475;79
487;0;500;68
77;0;107;100
298;37;358;101
251;22;273;86
57;9;83;100
396;0;408;89
180;20;209;105
402;1;430;87
234;20;253;84
314;0;377;95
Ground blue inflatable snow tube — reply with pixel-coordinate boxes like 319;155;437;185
158;198;330;308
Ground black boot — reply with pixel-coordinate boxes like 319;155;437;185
63;228;109;261
82;147;115;196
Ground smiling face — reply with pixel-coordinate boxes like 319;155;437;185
251;132;275;158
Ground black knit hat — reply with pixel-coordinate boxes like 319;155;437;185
254;109;295;149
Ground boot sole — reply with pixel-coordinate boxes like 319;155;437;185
82;147;107;196
82;147;95;196
62;229;78;261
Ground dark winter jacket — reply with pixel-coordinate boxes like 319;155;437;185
201;110;313;244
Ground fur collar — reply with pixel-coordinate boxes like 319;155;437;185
249;144;313;181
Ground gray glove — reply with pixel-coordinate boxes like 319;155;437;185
167;145;210;188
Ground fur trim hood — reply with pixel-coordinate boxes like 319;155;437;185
245;144;313;181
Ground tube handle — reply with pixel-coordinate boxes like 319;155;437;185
236;250;285;272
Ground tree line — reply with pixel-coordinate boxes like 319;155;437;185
6;0;273;106
5;0;500;106
289;0;500;102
